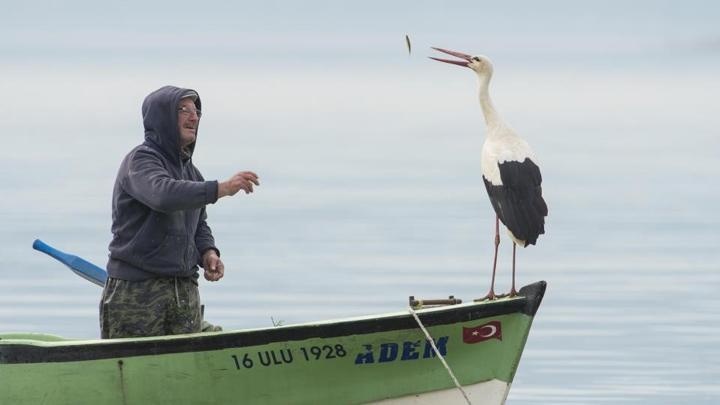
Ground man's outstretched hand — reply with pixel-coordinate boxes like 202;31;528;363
218;171;259;198
203;249;225;282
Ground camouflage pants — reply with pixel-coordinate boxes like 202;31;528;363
100;276;202;339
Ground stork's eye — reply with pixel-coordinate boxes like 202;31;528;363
472;57;480;62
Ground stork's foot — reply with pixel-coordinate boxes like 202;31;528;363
495;289;518;299
474;290;497;302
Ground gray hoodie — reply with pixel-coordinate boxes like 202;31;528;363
107;86;219;280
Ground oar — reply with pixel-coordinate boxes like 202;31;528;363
32;239;222;332
32;239;107;287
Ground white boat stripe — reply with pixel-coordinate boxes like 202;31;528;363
371;379;510;405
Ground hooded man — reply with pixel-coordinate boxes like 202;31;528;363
100;85;259;339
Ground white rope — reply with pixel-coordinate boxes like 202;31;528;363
408;307;472;405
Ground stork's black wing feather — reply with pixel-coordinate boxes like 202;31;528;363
483;158;548;246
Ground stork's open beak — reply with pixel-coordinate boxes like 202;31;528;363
429;47;472;67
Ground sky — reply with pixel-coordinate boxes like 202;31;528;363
3;1;720;62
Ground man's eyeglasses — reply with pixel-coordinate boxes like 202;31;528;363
177;107;202;118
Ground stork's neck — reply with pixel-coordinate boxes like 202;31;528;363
477;74;503;132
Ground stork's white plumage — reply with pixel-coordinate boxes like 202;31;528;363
430;47;548;300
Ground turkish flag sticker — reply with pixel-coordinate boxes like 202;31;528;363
463;321;502;343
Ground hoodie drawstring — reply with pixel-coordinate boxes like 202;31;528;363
174;277;180;307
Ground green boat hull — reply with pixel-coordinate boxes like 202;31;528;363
0;281;546;404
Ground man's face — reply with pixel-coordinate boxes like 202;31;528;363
178;98;200;147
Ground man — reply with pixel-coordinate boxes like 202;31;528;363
100;85;259;339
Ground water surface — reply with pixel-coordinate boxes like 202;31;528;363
1;2;719;403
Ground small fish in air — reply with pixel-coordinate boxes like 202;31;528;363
405;35;412;55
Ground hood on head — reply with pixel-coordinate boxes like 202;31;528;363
142;85;202;164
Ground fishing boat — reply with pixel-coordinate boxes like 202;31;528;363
0;241;546;404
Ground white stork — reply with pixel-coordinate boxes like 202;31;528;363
430;47;548;300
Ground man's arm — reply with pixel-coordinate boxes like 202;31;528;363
123;148;218;213
195;207;224;281
195;207;216;259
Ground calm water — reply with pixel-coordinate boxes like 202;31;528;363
2;4;720;402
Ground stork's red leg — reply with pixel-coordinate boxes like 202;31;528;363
478;216;500;301
509;242;518;297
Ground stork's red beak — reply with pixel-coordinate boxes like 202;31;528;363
429;47;472;67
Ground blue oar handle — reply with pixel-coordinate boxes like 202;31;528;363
32;239;108;287
33;239;72;264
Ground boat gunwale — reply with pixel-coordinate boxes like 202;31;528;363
1;281;545;364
